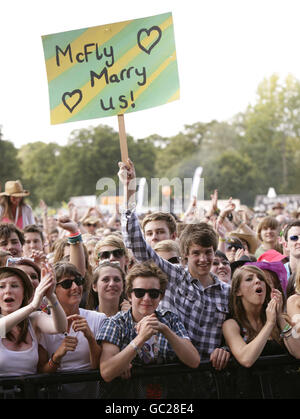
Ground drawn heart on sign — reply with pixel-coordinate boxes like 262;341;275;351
62;89;83;113
137;26;162;55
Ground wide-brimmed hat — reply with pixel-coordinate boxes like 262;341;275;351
0;266;34;300
0;180;30;197
228;229;260;255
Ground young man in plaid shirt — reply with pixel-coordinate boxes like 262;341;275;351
118;159;231;370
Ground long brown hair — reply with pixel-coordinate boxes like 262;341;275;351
0;271;30;344
229;265;281;343
0;196;25;221
86;261;125;311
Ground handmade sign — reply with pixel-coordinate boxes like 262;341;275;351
42;12;180;125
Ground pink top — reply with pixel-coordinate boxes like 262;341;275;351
2;214;23;229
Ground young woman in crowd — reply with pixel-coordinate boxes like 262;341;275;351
94;234;129;273
37;262;106;398
87;260;130;316
210;250;232;285
0;264;67;376
222;264;300;368
0;181;35;229
98;261;200;383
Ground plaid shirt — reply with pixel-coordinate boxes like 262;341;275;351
96;309;190;365
122;209;230;360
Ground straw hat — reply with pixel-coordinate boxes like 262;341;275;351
0;180;30;197
228;228;260;255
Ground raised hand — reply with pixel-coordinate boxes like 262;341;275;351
57;215;78;234
31;264;56;310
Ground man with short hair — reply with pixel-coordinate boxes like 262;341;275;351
23;224;45;257
119;159;230;370
0;223;24;257
283;219;300;279
141;211;177;248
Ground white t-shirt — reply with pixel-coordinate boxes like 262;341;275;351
39;308;106;372
0;320;39;376
39;308;106;399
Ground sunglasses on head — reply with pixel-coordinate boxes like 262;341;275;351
167;256;180;264
98;249;125;260
290;235;300;242
132;288;162;299
56;277;84;289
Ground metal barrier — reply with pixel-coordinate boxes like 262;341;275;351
1;354;300;399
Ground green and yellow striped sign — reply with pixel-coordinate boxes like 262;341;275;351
42;12;180;125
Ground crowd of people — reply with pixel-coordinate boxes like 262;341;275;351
1;166;300;398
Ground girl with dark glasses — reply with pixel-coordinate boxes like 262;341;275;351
37;262;106;398
94;235;129;273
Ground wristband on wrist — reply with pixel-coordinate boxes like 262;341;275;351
48;353;60;368
129;341;142;356
280;323;293;338
68;231;81;237
219;237;226;242
67;232;83;245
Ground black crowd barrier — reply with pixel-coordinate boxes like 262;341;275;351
1;354;300;399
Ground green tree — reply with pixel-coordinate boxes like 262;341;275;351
0;136;22;187
241;73;300;194
18;142;62;206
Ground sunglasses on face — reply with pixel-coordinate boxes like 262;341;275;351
98;249;125;260
56;277;84;289
226;244;243;251
132;288;162;299
290;235;300;242
86;223;97;227
167;256;180;264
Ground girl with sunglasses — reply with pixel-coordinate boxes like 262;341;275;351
94;234;129;273
98;261;200;383
37;262;106;398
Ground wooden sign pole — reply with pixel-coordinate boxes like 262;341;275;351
118;114;128;163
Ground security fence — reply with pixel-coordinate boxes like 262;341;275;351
1;354;300;399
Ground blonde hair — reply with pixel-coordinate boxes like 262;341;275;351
94;234;128;263
154;239;180;255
